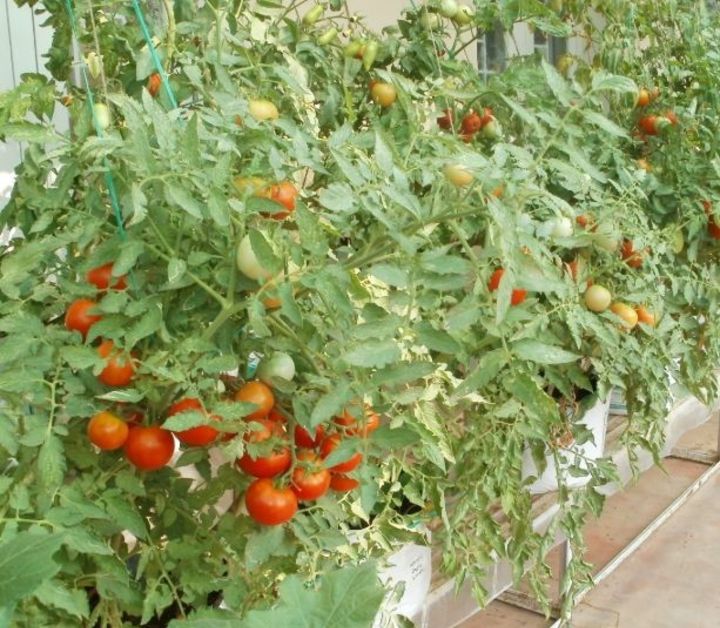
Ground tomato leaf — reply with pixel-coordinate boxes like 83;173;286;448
164;184;204;220
513;339;581;364
0;532;64;606
162;410;207;431
309;382;353;429
342;340;401;368
241;562;385;628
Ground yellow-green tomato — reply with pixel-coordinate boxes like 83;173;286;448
370;82;397;108
439;0;459;18
302;4;324;26
236;235;273;281
610;302;638;329
93;103;111;131
584;284;611;313
444;164;474;187
248;99;279;121
452;5;474;25
257;352;296;384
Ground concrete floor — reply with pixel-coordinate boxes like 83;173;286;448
459;415;720;628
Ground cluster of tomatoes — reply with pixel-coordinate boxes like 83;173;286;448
64;264;136;387
235;380;380;526
635;86;678;137
437;105;499;142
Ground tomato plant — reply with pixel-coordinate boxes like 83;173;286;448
3;0;720;625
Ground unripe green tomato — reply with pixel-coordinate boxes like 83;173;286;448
248;99;279;121
318;27;338;45
257;352;296;384
236;235;273;281
481;118;501;140
362;40;379;71
671;229;684;254
452;5;474;25
420;11;440;30
302;4;324;26
438;0;459;18
550;216;574;238
93;103;111;131
585;285;612;313
343;40;363;58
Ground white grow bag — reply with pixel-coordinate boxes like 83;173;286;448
521;396;610;494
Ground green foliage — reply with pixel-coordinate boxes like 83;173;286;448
2;0;720;625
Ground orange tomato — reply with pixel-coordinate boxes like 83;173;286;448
97;340;135;387
635;306;656;327
635;88;650;107
147;73;161;97
234;381;275;420
88;411;129;450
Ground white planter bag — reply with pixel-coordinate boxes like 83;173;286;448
521;396;610;494
372;541;433;627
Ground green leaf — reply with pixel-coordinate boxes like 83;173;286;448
591;72;637;93
62;528;113;555
542;59;573;107
0;532;64;606
371;425;420;448
374;131;394;173
167;258;187;284
371;362;436;387
309;382;353;429
369;264;408;288
34;579;89;618
582;110;628;138
319;183;355;213
165;184;204;220
61;346;99;369
0;122;57;143
342;340;401;368
242;563;384;628
162;410;207;431
114;240;144;276
295;203;329;257
513;340;580;364
248;229;282;275
452;349;508;400
37;435;66;491
245;526;293;569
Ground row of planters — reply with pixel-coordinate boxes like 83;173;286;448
2;0;720;625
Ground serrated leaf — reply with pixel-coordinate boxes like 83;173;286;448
513;339;580;364
0;122;58;143
295;203;329;257
591;72;637;93
37;435;66;491
342;340;401;368
34;579;89;619
582;110;628;137
167;258;187;284
309;382;353;429
452;349;508;400
165;184;203;219
62;346;99;369
162;410;207;431
114;240;144;276
371;362;436;387
374;131;393;173
248;229;282;275
241;563;384;628
62;528;112;555
0;532;64;605
319;183;355;213
542;59;574;107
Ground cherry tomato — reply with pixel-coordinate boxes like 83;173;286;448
248;99;279;121
237;418;291;478
460;111;483;135
234;381;275;420
621;239;644;268
124;426;175;471
320;434;362;473
584;284;612;313
370;82;397;108
86;263;127;291
638;115;668;136
266;181;298;219
664;110;679;126
97;340;135;387
444;164;473;187
635;306;656;327
610;302;638;330
330;473;360;492
88;411;129;450
167;397;219;447
65;299;101;339
708;218;720;240
147;72;161;97
245;478;298;526
291;450;331;501
437;108;454;130
334;408;380;437
294;424;325;448
635;88;650;107
487;269;526;306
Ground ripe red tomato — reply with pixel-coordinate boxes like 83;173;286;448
291;450;331;501
268;407;287;423
460;111;483;135
235;381;274;420
245;478;298;526
638;115;668;136
147;72;161;97
487;269;526;306
702;199;713;215
334;407;380;437
708;219;720;240
320;434;362;473
124;426;175;471
330;473;360;492
267;181;298;219
437;108;454;130
294;424;325;448
86;263;127;291
87;411;129;450
65;299;101;339
97;340;135;387
621;239;644;268
167;397;219;447
237;418;291;478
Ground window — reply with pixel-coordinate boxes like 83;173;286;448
477;22;506;81
534;29;567;65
